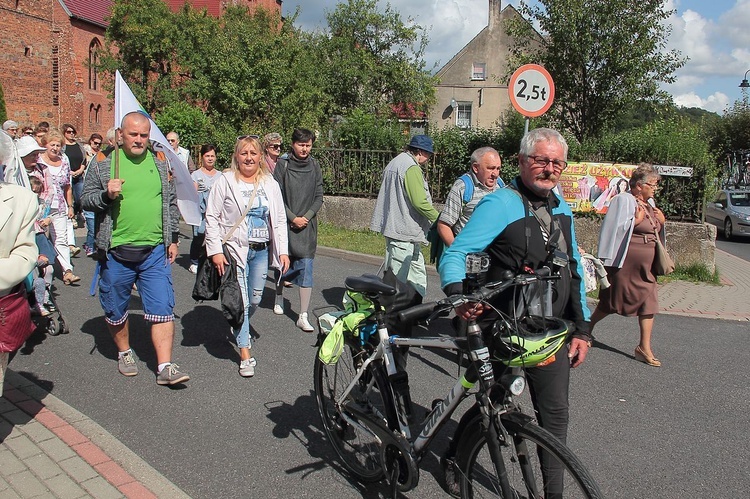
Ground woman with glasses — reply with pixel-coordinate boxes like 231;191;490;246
61;124;87;235
188;144;220;273
204;136;289;377
262;132;283;173
591;163;666;366
37;129;80;285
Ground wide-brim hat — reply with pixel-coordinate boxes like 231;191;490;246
408;134;434;154
15;135;46;158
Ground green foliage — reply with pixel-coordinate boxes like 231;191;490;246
0;81;7;123
323;0;436;116
709;99;750;160
506;0;684;142
332;109;404;149
152;101;212;153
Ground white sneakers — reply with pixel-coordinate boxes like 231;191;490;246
273;295;284;315
239;357;257;377
188;264;198;274
296;312;314;333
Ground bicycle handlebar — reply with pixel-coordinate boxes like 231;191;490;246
396;272;559;324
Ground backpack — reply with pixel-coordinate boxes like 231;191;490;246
428;174;474;265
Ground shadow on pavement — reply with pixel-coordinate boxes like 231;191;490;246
180;305;240;363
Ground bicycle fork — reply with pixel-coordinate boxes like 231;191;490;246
466;320;517;499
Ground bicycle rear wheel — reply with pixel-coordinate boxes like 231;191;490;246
314;343;396;482
455;412;602;498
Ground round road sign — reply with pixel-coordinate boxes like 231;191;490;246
508;64;555;118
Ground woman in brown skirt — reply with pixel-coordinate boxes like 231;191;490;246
591;163;666;366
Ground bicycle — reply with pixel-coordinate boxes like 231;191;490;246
313;254;602;498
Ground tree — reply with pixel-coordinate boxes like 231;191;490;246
710;99;750;160
322;0;436;117
507;0;684;142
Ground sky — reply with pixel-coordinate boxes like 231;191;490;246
282;0;750;114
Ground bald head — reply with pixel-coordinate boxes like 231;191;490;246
120;112;151;158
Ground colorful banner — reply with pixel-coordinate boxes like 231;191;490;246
559;162;638;213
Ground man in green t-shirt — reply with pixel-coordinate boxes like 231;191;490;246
82;111;188;386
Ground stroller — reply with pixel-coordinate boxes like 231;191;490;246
25;250;69;337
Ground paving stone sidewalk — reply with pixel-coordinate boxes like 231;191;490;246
0;370;189;499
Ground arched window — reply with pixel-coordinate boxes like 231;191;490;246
89;104;95;124
88;39;101;90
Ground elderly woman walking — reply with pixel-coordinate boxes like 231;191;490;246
591;163;666;366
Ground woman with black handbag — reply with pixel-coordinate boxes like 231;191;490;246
205;136;289;378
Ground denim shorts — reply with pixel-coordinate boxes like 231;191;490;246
98;244;175;325
282;257;314;288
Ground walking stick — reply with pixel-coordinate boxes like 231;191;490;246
113;136;120;179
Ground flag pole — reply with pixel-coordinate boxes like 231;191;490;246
113;132;120;179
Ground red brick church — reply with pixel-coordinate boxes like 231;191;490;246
0;0;281;138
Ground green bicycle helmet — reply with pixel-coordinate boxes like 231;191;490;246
489;315;569;367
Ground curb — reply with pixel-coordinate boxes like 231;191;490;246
4;369;190;499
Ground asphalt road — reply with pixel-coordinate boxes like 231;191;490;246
715;232;750;261
9;230;750;498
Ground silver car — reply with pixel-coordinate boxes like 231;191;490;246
705;190;750;239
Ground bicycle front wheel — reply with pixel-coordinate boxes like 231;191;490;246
455;412;602;498
314;343;396;482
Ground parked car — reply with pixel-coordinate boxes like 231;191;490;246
705;189;750;239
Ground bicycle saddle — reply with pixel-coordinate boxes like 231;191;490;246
344;275;397;296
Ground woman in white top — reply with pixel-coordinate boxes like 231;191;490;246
37;129;80;285
204;136;289;377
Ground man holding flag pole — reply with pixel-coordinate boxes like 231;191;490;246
82;110;190;385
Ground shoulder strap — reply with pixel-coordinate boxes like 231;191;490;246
459;173;474;204
222;181;257;244
508;183;567;255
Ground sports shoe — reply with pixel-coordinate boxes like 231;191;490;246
188;264;198;274
239;357;257;377
273;295;284;315
296;312;314;333
69;245;81;257
118;351;138;377
441;456;460;498
85;246;95;257
156;363;190;385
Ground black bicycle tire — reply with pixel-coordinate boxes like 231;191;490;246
455;412;602;498
313;343;397;482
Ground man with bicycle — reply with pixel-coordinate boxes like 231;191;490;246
438;127;593;496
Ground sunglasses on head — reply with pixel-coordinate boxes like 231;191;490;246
237;135;260;141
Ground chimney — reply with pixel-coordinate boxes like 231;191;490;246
489;0;502;30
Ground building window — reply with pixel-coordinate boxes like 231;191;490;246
89;39;101;90
471;62;486;81
456;102;472;129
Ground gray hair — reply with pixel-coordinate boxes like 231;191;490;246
629;163;660;189
106;127;117;144
519;128;568;159
470;146;500;165
262;132;282;147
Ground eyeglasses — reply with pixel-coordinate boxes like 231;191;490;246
65;130;75;135
167;139;177;143
24;131;34;136
527;155;568;171
92;141;102;146
267;144;282;150
237;135;260;141
643;182;659;188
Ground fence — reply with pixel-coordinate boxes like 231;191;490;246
315;148;458;202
